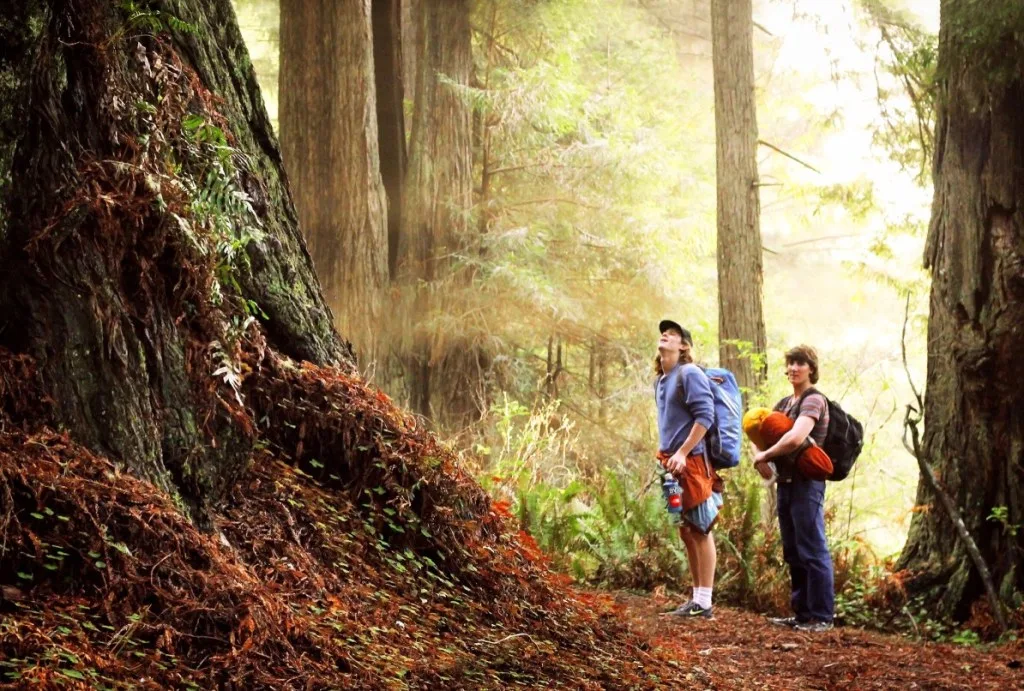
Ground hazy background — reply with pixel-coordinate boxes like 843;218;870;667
233;0;936;557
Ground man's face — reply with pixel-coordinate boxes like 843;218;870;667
786;358;812;386
658;328;684;353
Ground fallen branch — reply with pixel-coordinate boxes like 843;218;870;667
900;410;1007;633
902;604;921;640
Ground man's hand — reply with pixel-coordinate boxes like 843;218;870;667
665;451;687;475
753;449;769;465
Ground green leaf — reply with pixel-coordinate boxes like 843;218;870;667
59;669;85;680
94;560;107;569
182;114;206;132
16;572;31;580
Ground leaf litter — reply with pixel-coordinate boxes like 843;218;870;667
0;346;687;689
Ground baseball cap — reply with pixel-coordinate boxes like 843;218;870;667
658;319;693;345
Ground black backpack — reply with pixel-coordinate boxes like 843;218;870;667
795;388;864;481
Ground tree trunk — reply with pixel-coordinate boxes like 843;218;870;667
897;0;1024;621
279;0;388;362
710;0;766;391
401;0;418;130
371;0;407;281
399;0;474;422
0;0;348;524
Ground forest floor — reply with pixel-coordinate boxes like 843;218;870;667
611;589;1024;690
4;350;1024;689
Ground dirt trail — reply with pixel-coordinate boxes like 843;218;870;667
610;591;1024;690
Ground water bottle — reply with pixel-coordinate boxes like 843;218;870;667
662;471;683;514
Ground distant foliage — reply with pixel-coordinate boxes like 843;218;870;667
229;0;936;594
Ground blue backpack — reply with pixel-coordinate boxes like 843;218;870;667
679;366;743;470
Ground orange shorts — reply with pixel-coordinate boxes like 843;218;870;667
657;451;722;511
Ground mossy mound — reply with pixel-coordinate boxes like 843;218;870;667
0;352;689;689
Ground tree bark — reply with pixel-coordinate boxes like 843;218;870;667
897;0;1024;621
279;0;388;363
710;0;766;391
401;0;418;127
372;0;407;281
0;0;348;523
399;0;475;423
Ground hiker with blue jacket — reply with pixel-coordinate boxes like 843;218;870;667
654;319;724;619
753;345;835;632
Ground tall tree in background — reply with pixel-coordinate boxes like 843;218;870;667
897;1;1024;620
401;0;418;131
399;0;476;422
279;0;388;361
710;0;766;390
0;0;347;523
372;0;407;280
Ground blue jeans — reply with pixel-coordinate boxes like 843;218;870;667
777;479;834;623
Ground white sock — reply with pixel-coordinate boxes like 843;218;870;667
694;587;712;609
691;587;699;604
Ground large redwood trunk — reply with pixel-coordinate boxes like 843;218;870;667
372;0;408;281
0;0;348;523
398;0;477;423
710;0;766;390
897;0;1024;620
279;0;388;362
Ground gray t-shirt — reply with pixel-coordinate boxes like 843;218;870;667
774;390;829;482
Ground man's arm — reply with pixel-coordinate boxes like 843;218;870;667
754;393;826;465
754;415;815;463
665;422;708;475
663;366;714;475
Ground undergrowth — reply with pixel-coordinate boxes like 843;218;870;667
472;398;1021;643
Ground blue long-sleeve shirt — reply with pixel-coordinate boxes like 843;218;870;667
655;363;715;456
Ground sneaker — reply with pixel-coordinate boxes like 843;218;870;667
661;599;696;615
794;620;833;633
767;616;801;627
666;601;714;619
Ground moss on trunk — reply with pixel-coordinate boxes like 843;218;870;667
0;0;350;524
897;0;1024;621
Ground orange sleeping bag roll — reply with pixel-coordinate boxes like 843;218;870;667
745;410;833;481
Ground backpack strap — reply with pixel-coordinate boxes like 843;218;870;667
794;387;821;417
674;363;711;406
673;362;687;396
788;389;821;469
774;388;814;414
